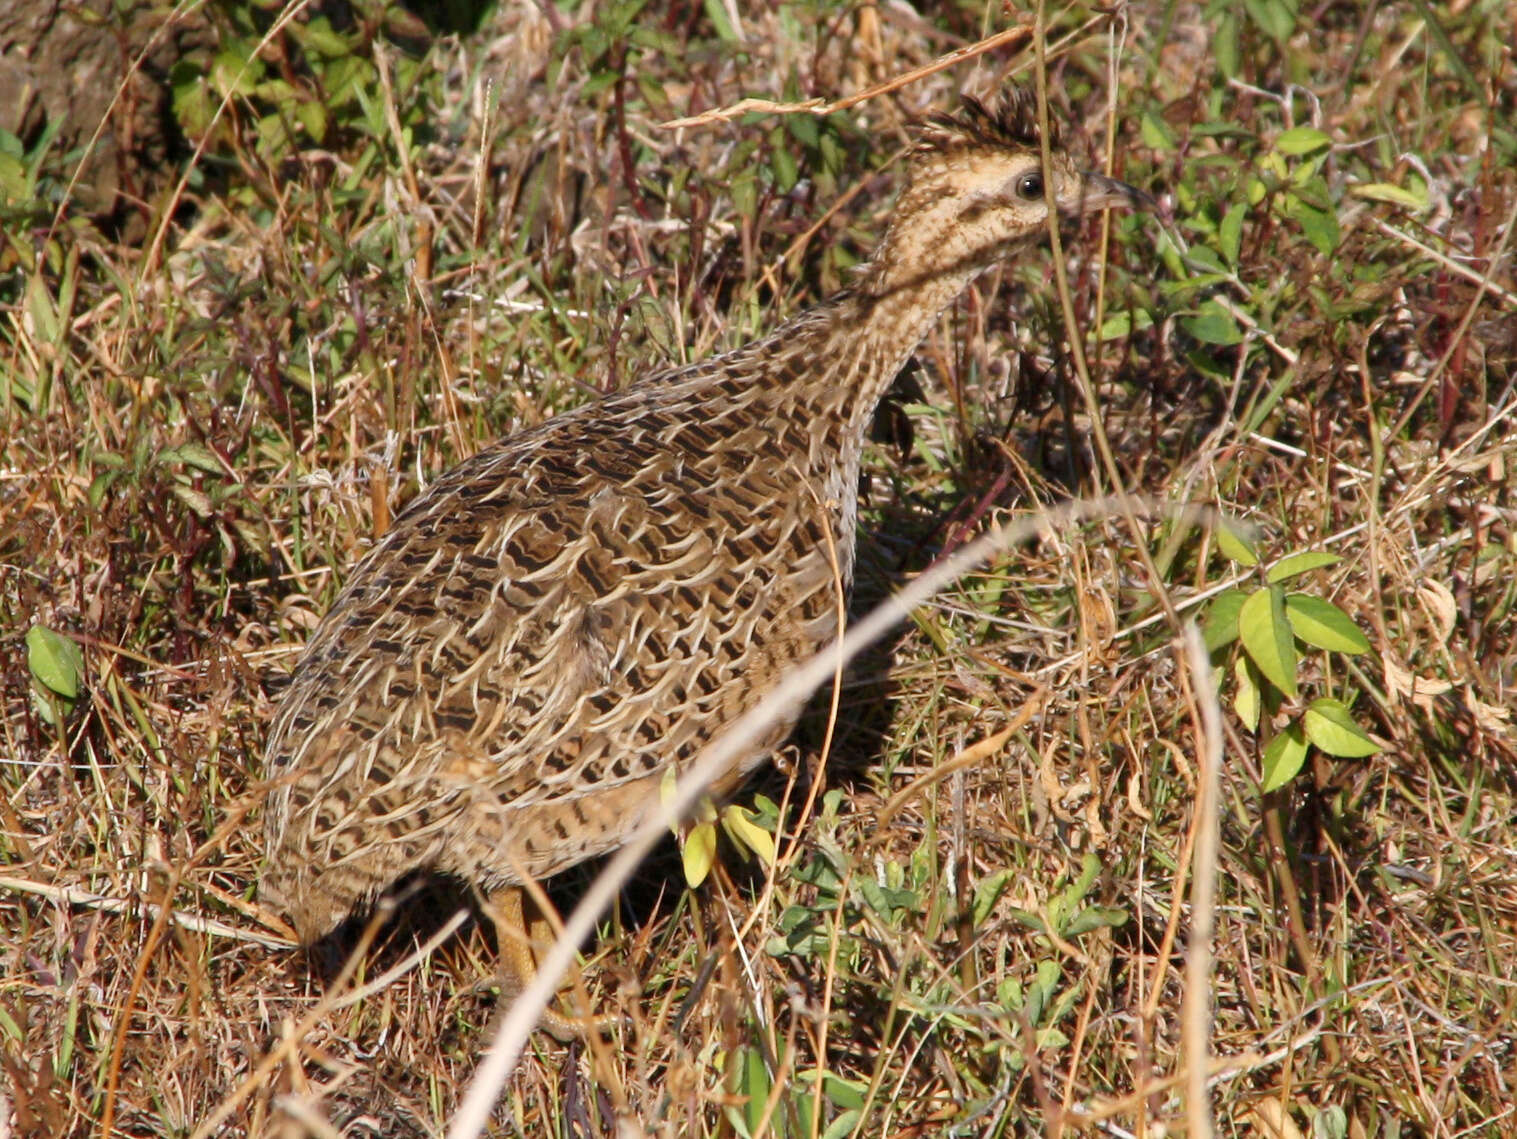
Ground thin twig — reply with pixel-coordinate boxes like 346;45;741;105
1180;624;1224;1139
0;876;292;949
99;792;263;1138
659;17;1108;132
873;699;1044;835
659;25;1035;130
1389;191;1517;438
1369;216;1517;309
189;900;408;1139
328;908;471;1011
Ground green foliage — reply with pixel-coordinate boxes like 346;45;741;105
26;625;84;726
1007;852;1128;942
760;790;1126;1126
0;121;66;222
1135;64;1424;410
662;771;779;887
1205;0;1301;79
1204;526;1379;792
722;1043;867;1139
170;5;428;164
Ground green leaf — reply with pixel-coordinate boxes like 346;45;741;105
682;820;718;887
254;112;295;158
1160;272;1233;299
1233;655;1260;731
1052;852;1102;928
659;766;680;835
212;47;263;97
1239;586;1298;698
1244;0;1298;40
1273;126;1331;156
973;867;1016;926
721;804;775;865
1213;10;1240;77
1063;905;1129;936
171;484;214;518
298;17;351;58
784;114;820;149
1156;230;1187;278
769;137;798;194
324;55;374;107
737;1045;770;1137
1285;594;1371;654
1303;698;1380;757
824;1075;866;1110
1203;589;1249;652
26;272;59;345
27;625;84;699
1216;520;1260;566
1182;298;1244;346
1261;721;1309;791
1288;197;1340;254
295;99;328;143
750;793;781;825
1218;202;1247;266
1266;550;1341;582
1185;244;1228;273
1350;181;1428;210
0;1001;21;1043
157;442;224;476
702;0;741;42
1040;852;1103;934
1027;958;1063;1026
1139;111;1175;151
856;875;915;925
1096;307;1154;341
168;63;215;138
1314;1105;1349;1139
87;469;122;509
729;168;757;220
0;150;26;201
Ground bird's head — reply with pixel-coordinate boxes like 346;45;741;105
865;88;1146;295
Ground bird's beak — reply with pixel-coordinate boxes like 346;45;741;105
1068;172;1154;215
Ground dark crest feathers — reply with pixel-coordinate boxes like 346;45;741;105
916;87;1058;156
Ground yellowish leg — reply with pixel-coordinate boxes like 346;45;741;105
489;885;607;1042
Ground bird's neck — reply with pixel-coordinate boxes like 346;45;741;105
670;212;1016;474
763;254;990;445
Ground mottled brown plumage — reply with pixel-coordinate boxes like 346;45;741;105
260;89;1139;1017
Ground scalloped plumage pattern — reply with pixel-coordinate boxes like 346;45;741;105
260;89;1123;943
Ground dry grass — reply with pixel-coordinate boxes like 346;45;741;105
2;1;1515;1136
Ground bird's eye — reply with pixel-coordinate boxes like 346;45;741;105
1017;172;1044;200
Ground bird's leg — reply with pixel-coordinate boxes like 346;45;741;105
488;885;608;1042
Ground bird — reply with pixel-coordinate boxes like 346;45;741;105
258;87;1144;1035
